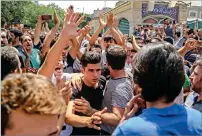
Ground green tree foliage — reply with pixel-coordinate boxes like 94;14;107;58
78;13;92;28
1;1;30;26
1;1;92;29
23;2;65;28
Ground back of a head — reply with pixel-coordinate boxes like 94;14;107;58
1;73;66;134
1;46;19;80
164;37;174;45
80;51;101;67
175;31;181;38
133;42;185;102
106;45;127;70
90;44;102;51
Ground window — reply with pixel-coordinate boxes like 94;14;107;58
189;10;197;18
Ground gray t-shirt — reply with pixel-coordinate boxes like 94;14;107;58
101;74;133;134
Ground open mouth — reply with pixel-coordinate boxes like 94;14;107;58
55;67;62;71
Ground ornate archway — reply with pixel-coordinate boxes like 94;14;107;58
142;15;174;24
118;18;129;35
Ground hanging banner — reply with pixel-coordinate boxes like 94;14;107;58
142;3;179;22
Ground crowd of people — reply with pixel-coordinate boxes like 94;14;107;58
1;5;202;136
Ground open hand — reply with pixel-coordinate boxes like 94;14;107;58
61;6;84;40
99;14;106;28
53;9;60;26
120;94;145;123
107;12;114;28
59;81;72;104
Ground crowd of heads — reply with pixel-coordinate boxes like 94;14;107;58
1;5;202;136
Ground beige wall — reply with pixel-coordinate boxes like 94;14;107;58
90;1;188;35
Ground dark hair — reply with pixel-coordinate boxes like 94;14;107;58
175;31;181;38
106;45;126;70
98;33;102;37
133;42;185;103
190;58;202;74
80;51;101;67
188;29;194;35
1;46;19;80
164;37;174;45
104;35;117;44
89;44;102;52
9;29;23;38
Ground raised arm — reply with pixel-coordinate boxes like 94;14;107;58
107;13;123;46
68;36;80;60
132;35;141;51
177;38;198;57
89;14;106;45
38;8;82;79
41;10;60;56
34;16;43;45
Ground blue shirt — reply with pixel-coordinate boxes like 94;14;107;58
20;48;41;69
113;104;202;136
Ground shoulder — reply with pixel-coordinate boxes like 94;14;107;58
114;117;158;136
32;48;40;55
184;107;202;133
98;76;106;90
185;106;202;122
99;76;106;85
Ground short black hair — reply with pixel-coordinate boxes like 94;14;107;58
104;35;117;44
1;46;19;80
80;51;101;67
163;37;174;45
9;29;23;38
106;45;126;70
188;29;194;35
133;42;185;103
89;44;102;52
175;31;181;38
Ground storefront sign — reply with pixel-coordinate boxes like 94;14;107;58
142;3;179;22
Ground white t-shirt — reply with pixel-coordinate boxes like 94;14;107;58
51;73;71;86
51;73;73;136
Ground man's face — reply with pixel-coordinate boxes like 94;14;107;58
189;65;202;93
104;39;115;48
1;32;8;46
83;63;101;86
10;32;17;44
5;110;58;136
23;36;33;50
54;57;64;77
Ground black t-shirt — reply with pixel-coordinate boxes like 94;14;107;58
71;76;106;135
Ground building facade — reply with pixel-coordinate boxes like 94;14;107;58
187;6;202;29
90;1;188;35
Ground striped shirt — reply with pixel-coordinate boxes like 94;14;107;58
101;72;133;134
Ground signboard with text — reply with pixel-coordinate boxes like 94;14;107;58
142;3;179;22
